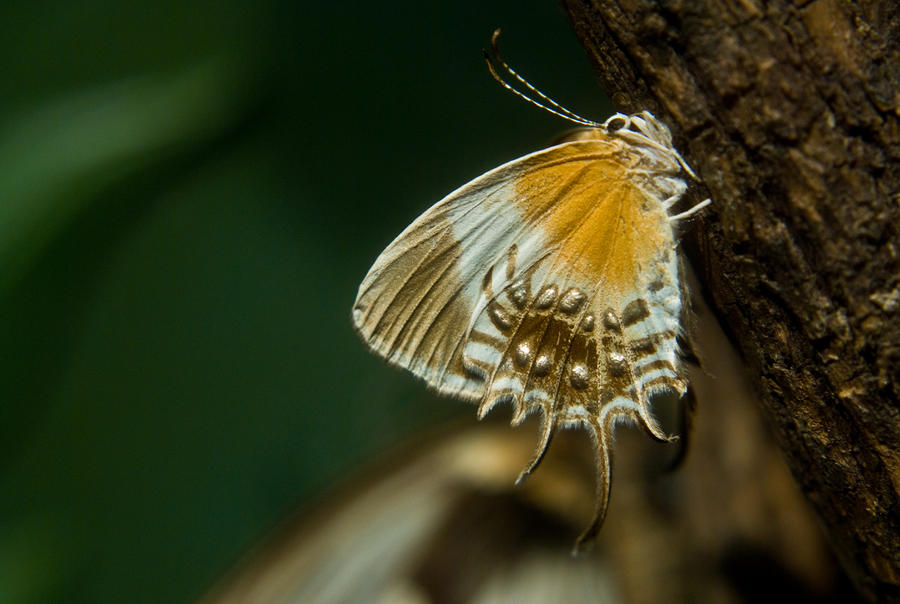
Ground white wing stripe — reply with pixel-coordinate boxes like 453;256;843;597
638;367;679;385
492;376;525;392
463;341;503;366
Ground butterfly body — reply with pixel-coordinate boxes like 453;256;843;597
353;112;708;548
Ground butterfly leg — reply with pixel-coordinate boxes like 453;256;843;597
662;193;684;210
668;198;711;222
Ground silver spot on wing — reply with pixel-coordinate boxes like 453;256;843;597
569;364;589;390
487;302;512;331
533;354;551;377
581;313;595;332
603;310;622;332
514;342;531;368
559;287;586;314
535;285;558;309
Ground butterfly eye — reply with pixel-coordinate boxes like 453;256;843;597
605;116;629;132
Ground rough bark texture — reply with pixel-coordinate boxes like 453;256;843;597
558;1;900;601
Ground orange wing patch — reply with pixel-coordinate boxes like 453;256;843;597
512;150;672;291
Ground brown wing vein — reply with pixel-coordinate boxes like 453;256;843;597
362;233;445;333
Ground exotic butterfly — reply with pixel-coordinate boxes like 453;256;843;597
352;30;710;551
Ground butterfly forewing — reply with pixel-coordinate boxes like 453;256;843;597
353;137;624;400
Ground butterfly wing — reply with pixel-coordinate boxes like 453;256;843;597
353;132;688;548
353;136;622;399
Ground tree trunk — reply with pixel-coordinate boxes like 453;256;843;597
557;1;900;601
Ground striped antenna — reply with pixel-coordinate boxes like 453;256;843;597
484;29;601;128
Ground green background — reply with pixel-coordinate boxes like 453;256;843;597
0;2;610;601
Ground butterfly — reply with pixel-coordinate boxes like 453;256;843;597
352;30;710;551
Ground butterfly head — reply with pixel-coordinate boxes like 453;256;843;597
602;111;699;181
602;112;670;145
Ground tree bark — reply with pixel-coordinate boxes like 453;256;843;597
558;1;900;601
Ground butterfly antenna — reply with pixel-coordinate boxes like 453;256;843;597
489;29;600;126
484;30;600;127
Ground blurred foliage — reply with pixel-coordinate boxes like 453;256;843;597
0;2;609;602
